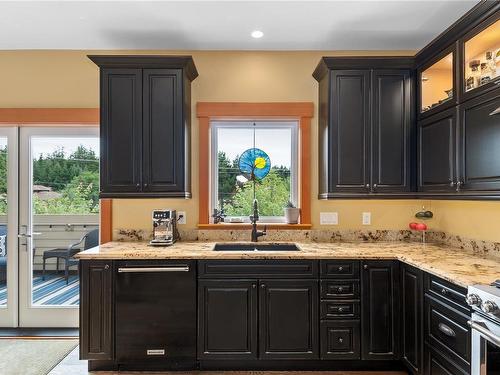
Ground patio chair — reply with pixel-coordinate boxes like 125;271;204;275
42;228;99;284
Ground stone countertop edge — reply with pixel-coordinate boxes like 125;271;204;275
75;240;500;288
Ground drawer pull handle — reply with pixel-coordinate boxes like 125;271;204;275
338;337;344;343
337;287;344;293
441;288;448;295
338;266;343;271
438;323;456;338
338;307;344;312
363;264;368;270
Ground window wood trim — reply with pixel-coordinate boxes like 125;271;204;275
197;102;313;227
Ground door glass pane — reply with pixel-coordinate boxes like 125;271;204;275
420;53;454;112
464;19;500;92
31;137;99;306
0;137;8;307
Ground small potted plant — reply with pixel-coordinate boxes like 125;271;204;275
284;201;300;224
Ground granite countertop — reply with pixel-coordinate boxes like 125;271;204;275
76;240;500;288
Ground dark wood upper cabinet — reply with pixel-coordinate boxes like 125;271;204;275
258;279;319;360
401;264;424;375
329;69;371;193
89;55;197;198
197;279;258;360
361;260;400;361
372;69;413;192
418;107;458;192
314;58;415;198
459;87;500;191
79;260;114;361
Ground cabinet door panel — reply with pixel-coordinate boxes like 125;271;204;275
402;264;423;375
79;261;114;360
361;260;400;360
197;280;257;359
259;279;319;359
100;68;142;193
143;69;185;192
372;70;412;192
418;108;458;191
460;88;500;191
329;70;371;192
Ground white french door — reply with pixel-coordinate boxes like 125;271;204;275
0;126;99;327
0;127;19;327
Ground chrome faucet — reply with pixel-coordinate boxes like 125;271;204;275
250;199;266;242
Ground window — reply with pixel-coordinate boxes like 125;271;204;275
211;121;298;223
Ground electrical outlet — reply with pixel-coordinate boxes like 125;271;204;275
362;212;371;225
177;211;186;225
320;212;338;225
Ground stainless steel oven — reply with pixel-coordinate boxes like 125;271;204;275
467;284;500;375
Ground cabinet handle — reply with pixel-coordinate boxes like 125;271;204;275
373;184;378;190
104;264;110;270
338;266;343;272
261;284;266;289
438;323;456;338
338;337;344;343
337;287;344;293
449;180;455;187
365;184;370;189
456;180;463;192
441;288;448;296
338;307;344;313
136;183;140;189
252;284;256;289
144;183;148;188
363;264;368;270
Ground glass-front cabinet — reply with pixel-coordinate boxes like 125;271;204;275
420;52;454;114
463;18;500;96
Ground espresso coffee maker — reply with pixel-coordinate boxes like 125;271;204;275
150;209;179;246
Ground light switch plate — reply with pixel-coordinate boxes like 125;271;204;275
362;212;371;225
177;211;186;225
320;212;338;225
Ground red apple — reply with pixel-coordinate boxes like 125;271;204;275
415;223;427;231
409;222;418;230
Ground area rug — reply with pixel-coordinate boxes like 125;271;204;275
0;338;78;375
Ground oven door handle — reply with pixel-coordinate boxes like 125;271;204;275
468;320;500;346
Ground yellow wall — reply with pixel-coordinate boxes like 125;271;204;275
1;50;499;242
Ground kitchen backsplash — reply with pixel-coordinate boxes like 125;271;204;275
113;228;500;258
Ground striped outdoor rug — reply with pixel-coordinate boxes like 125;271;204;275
0;274;79;306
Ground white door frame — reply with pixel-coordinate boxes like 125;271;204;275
0;127;19;327
19;126;99;327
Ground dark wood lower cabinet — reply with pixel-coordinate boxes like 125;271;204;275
79;260;114;360
424;344;469;375
259;279;319;359
320;320;360;359
401;264;424;374
197;280;258;359
361;260;400;360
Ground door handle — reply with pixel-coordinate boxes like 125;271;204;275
117;266;189;273
18;232;42;238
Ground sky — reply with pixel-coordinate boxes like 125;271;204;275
215;121;295;168
32;137;99;159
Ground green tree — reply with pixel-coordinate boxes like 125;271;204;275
224;169;291;217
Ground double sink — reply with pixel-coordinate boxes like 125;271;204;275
213;243;300;252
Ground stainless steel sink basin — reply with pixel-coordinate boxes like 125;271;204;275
213;243;300;252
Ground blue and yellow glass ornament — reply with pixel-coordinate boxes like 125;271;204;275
238;148;271;181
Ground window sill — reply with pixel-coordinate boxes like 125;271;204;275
198;223;312;230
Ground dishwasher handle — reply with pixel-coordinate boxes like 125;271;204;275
117;266;190;273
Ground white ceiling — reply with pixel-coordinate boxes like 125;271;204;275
0;1;478;50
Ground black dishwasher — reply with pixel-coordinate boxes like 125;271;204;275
115;260;196;367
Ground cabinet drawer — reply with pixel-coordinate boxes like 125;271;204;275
321;280;359;299
198;260;318;279
424;344;469;375
320;300;360;320
320;320;360;360
425;274;469;314
425;295;470;369
320;260;360;278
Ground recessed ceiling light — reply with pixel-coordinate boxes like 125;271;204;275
251;30;264;39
